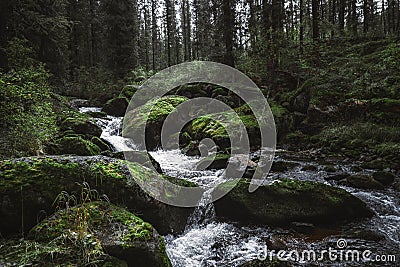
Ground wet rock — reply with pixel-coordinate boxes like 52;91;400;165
91;136;111;152
112;150;163;174
87;111;108;118
347;230;385;242
372;171;395;186
60;117;102;137
103;97;129;117
346;175;384;190
351;165;363;172
240;258;292;267
325;173;350;181
0;156;193;236
213;179;374;227
29;202;171;267
265;236;288;251
181;141;200;156
360;159;392;170
270;161;299;172
323;165;337;173
393;182;400;192
70;99;90;109
301;164;318;171
196;154;230;170
291;222;315;234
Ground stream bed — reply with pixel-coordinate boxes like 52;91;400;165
81;108;400;266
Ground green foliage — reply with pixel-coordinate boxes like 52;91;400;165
0;67;57;159
382;43;400;71
6;38;37;69
125;67;155;85
62;66;122;104
318;122;400;159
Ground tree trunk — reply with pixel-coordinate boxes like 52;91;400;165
312;0;320;40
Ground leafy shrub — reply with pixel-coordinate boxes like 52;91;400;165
0;66;58;158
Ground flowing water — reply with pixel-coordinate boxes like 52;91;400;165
81;107;400;266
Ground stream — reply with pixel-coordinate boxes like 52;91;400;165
80;107;400;266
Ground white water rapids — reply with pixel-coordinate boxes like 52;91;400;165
81;107;400;267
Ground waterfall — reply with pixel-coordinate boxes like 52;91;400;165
80;106;400;267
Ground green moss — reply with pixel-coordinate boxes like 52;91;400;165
31;202;154;243
17;201;167;266
0;237;106;267
120;85;139;99
123;96;188;141
214;178;372;225
316;122;400;161
0;157;80;194
55;136;101;156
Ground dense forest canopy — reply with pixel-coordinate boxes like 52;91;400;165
1;0;399;81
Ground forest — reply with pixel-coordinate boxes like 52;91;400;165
0;0;399;266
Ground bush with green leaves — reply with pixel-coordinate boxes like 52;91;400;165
0;66;57;159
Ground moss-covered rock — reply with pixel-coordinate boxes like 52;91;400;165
60;117;102;137
103;97;129;117
123;96;188;150
270;161;299;172
87;110;108;118
301;164;318;171
323;165;337;173
372;171;395;186
346;175;385;190
184;107;261;152
175;83;210;98
120;85;140;99
52;135;101;156
213;178;373;226
91;136;111;152
0;156;193;236
196;153;231;170
112;150;163;174
29;201;171;267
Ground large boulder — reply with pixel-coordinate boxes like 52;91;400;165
0;156;193;236
52;135;101;156
103;97;129;117
346;175;385;190
196;153;231;170
29;202;171;267
112;150;163;174
60;117;102;137
123;96;188;150
372;171;395;186
184;106;262;152
213;178;373;226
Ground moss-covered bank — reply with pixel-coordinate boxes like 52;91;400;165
0;156;194;236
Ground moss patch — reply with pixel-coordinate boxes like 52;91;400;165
213;178;373;226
